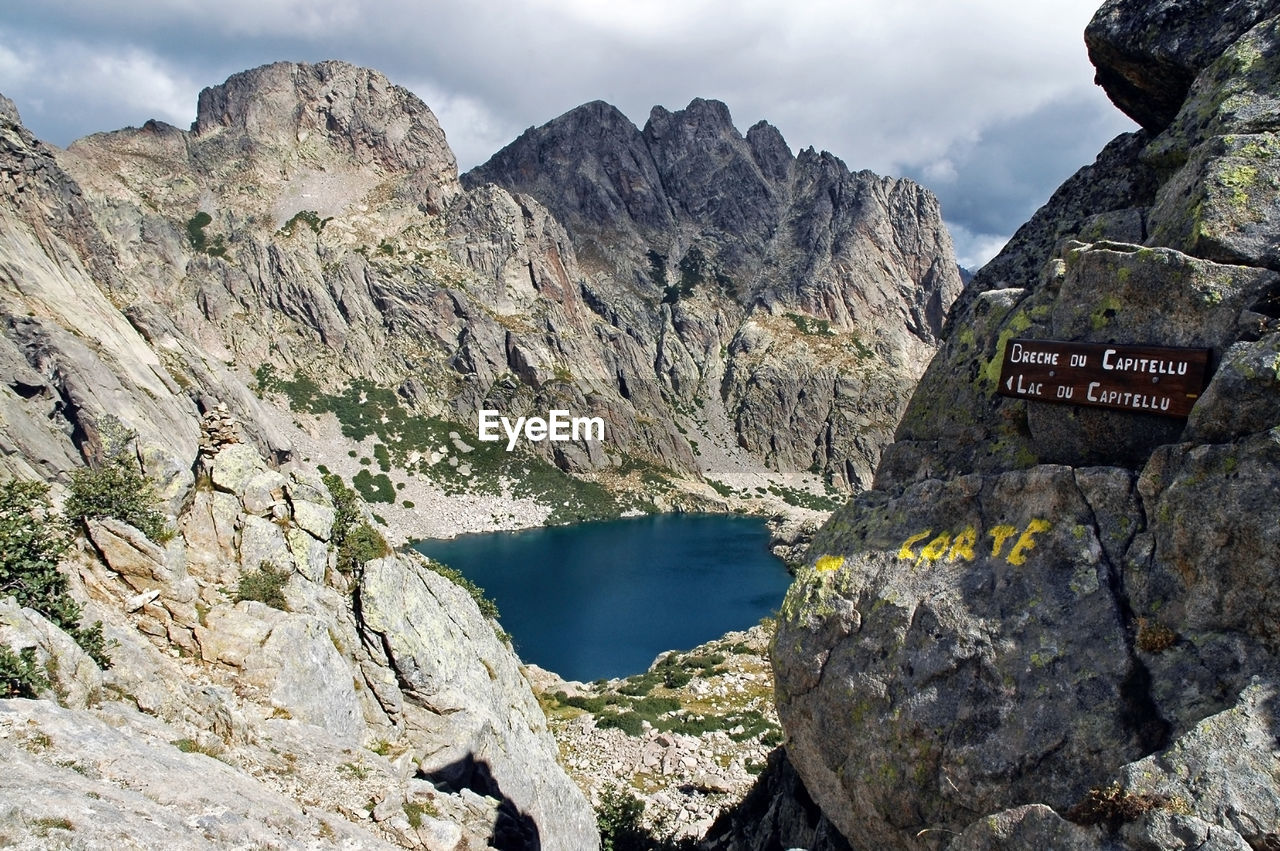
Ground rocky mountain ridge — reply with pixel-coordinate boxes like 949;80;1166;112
769;1;1280;848
466;97;962;491
34;60;964;535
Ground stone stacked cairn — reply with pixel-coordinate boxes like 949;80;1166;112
199;404;242;457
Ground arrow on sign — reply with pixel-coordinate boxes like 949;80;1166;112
1006;375;1014;391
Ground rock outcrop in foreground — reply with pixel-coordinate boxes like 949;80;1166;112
1;433;597;849
1;79;601;847
773;1;1280;849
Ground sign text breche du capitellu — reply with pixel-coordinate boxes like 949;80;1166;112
996;339;1210;418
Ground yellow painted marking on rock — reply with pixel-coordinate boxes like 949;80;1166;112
1007;519;1052;566
988;525;1018;559
814;554;845;572
895;520;1054;566
947;526;977;562
918;532;952;565
898;531;932;561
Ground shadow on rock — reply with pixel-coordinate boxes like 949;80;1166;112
701;747;851;851
421;753;541;850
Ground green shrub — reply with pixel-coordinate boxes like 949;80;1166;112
662;667;692;689
0;479;109;668
186;211;227;257
278;210;327;236
597;783;648;851
682;652;726;671
234;562;289;610
596;784;695;851
252;363;279;394
631;696;680;716
0;645;50;698
322;474;390;574
426;561;500;620
353;469;395;504
65;458;167;542
597;712;645;736
557;692;618;713
343;523;390;572
677;246;706;291
618;675;656;697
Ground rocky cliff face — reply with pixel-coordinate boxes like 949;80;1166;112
772;2;1280;849
1;432;598;849
0;71;606;848
466;97;962;490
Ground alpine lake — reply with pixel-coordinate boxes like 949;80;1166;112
412;514;792;682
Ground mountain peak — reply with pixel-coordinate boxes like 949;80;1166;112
645;97;736;139
193;59;456;179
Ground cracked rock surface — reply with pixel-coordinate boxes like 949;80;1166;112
769;2;1280;849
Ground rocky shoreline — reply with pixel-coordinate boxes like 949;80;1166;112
529;624;783;841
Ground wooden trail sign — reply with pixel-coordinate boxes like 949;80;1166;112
996;339;1211;418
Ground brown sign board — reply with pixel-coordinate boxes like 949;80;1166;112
996;339;1211;418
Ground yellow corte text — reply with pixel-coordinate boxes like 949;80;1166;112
897;519;1052;567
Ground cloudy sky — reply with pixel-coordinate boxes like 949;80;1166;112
1;1;1135;269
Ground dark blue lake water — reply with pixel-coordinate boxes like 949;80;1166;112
412;514;792;682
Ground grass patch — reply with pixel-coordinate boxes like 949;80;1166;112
173;738;222;758
31;816;74;835
186;211;226;257
786;312;833;336
353;469;395;504
264;375;619;525
234;561;289;610
403;800;438;829
337;761;370;780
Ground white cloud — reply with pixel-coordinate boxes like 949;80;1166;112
0;1;1136;257
79;50;196;127
407;80;520;172
948;222;1015;271
0;32;198;139
923;159;959;184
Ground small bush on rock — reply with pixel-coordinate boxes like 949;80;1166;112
322;473;390;574
1066;783;1177;830
0;479;109;668
596;784;696;851
234;561;290;610
65;458;168;542
426;561;500;620
0;645;50;698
